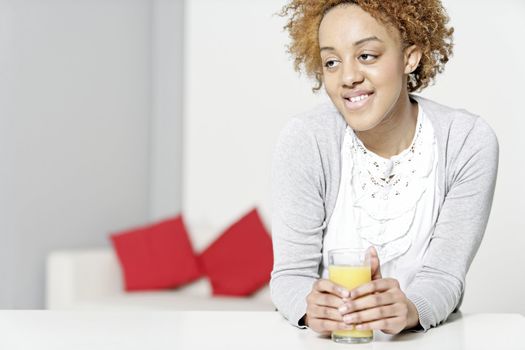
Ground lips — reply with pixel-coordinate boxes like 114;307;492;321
343;91;374;111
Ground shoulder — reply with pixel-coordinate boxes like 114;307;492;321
414;95;498;186
414;94;499;154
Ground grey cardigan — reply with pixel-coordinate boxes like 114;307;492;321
270;95;499;331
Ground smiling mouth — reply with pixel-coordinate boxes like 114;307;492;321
345;92;372;102
343;92;373;110
348;94;369;102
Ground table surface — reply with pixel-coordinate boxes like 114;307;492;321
1;311;524;350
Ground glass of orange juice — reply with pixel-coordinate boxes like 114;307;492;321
328;247;373;344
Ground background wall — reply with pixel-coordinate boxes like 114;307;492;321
149;0;184;222
0;0;523;314
183;0;525;315
424;0;525;316
0;0;178;308
182;0;329;252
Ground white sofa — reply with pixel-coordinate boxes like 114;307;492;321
46;248;275;311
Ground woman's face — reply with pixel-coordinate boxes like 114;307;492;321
318;4;418;132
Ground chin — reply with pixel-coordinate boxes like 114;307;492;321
340;110;381;132
333;96;381;132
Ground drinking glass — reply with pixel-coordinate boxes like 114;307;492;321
328;247;373;344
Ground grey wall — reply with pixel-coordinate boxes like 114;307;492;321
149;0;184;222
0;0;184;309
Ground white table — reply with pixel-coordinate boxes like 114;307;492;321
0;311;523;349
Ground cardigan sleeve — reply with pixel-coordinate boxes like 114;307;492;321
405;117;499;331
270;117;327;328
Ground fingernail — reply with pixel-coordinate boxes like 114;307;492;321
356;324;367;330
343;323;354;330
338;305;348;314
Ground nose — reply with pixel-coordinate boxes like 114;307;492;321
340;60;364;88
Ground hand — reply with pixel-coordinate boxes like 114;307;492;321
303;279;354;336
339;247;420;334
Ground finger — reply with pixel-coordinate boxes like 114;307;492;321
342;304;400;325
309;318;354;334
314;279;350;298
350;278;399;299
309;305;344;321
344;291;398;313
310;291;347;309
367;246;382;280
353;316;404;333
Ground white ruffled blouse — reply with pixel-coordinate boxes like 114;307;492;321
321;105;439;291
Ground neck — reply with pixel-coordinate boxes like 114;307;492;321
355;94;418;159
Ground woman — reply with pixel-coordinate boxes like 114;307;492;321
270;0;498;336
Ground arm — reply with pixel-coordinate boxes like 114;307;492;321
405;117;499;331
270;117;326;327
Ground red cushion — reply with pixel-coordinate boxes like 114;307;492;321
198;208;273;296
110;215;202;291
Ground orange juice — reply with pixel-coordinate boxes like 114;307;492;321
329;265;373;339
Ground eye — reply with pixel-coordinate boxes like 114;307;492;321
324;59;340;69
359;53;378;62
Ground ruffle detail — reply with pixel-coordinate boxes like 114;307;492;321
336;108;436;264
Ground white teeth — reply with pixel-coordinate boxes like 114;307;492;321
349;94;369;103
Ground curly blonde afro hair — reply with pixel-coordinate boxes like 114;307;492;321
279;0;454;92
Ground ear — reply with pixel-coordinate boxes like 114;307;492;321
403;44;422;74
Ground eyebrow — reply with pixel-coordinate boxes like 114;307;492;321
320;36;383;52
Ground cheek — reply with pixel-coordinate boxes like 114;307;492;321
323;73;340;99
368;58;405;89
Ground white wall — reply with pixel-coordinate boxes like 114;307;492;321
423;0;525;316
183;0;525;315
0;0;153;308
183;0;329;251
